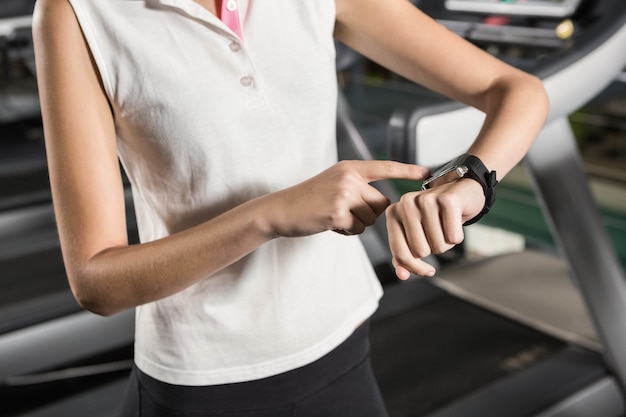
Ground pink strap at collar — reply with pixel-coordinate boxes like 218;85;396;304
221;0;243;39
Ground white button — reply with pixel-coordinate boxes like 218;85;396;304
240;76;253;87
229;41;241;52
226;0;237;12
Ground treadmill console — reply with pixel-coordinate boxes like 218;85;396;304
445;0;583;18
417;0;590;72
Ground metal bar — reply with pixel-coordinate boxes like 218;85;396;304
525;117;626;391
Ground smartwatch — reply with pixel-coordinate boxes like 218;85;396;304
421;153;498;225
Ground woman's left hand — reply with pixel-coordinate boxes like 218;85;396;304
385;178;486;279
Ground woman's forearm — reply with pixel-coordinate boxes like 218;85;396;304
70;196;275;316
68;160;425;316
468;72;549;177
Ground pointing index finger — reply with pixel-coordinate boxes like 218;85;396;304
358;160;429;183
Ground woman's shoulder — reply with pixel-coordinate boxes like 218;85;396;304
33;0;78;38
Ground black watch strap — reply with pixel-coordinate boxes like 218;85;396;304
462;154;498;225
421;153;498;225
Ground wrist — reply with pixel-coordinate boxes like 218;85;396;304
422;153;498;225
240;194;282;240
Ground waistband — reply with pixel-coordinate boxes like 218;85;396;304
135;320;371;411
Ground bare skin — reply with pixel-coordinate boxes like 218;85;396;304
193;0;218;15
335;0;549;279
32;0;548;316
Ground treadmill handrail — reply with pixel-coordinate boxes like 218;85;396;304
532;0;626;80
542;19;626;124
0;309;135;380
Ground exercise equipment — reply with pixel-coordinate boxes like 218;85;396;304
370;0;626;415
1;0;625;414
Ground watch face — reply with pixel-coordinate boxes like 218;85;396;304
422;154;470;190
422;165;468;189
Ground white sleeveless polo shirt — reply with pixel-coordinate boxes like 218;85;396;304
67;0;383;385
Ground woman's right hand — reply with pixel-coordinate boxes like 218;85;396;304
262;160;428;238
32;0;427;314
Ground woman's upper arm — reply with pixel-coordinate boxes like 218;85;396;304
32;0;128;279
334;0;534;110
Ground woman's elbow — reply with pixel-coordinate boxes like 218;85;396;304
525;73;550;118
68;272;124;317
487;71;550;120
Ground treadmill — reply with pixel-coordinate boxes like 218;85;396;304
0;0;39;124
339;0;626;415
1;0;624;415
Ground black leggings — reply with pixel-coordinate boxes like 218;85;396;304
119;321;389;417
